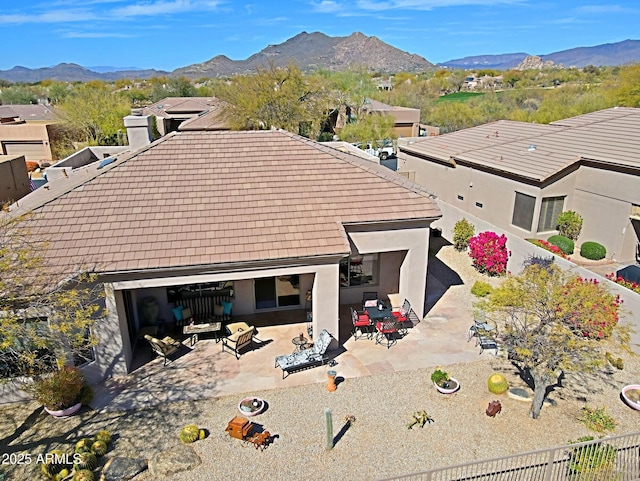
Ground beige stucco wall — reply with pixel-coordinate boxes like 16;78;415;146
0;123;53;161
572;166;640;263
346;225;430;317
0;155;30;203
399;151;640;261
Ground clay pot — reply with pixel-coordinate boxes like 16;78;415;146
326;370;337;392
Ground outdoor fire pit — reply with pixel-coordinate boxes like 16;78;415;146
238;397;265;416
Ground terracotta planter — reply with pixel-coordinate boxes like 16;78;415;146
326;370;337;392
434;378;460;394
44;402;82;417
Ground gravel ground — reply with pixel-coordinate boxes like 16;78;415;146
2;246;639;481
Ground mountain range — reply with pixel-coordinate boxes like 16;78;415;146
1;33;639;83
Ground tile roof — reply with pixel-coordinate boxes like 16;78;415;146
144;97;217;117
0;104;59;122
178;99;229;131
400;107;640;182
18;130;440;274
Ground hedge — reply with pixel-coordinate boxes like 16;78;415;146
548;235;574;255
580;241;606;260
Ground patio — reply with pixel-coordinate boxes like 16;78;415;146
91;255;489;413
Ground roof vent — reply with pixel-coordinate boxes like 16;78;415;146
527;144;537;152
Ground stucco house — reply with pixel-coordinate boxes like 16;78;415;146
0;104;59;163
12;119;440;383
144;97;228;135
398;107;640;264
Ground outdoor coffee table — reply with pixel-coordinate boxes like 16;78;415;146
183;322;222;346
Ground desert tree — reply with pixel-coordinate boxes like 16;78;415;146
58;80;130;146
216;62;337;138
336;111;396;146
480;264;627;419
0;209;104;382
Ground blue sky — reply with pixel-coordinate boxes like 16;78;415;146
2;0;639;71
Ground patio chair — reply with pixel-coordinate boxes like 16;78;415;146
375;317;398;349
468;310;496;342
222;322;256;359
391;305;409;337
362;291;378;309
275;329;333;379
351;307;373;340
394;299;420;330
144;334;182;366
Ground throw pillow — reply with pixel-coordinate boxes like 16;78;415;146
221;300;233;316
172;306;184;321
214;304;224;317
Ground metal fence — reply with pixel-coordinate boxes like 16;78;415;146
381;432;640;481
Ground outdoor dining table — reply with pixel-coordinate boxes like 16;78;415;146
365;305;393;321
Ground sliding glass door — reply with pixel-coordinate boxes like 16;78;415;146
254;275;300;309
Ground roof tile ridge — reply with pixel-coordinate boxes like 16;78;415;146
300;133;438;200
9;132;178;217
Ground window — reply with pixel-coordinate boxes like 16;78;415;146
340;254;379;287
512;192;536;230
538;196;565;232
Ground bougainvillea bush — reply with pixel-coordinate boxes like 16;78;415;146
527;239;568;259
468;231;510;276
605;273;640;294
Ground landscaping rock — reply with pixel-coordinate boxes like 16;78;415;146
508;387;531;402
148;444;201;477
100;457;147;481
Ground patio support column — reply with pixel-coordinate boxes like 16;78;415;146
312;264;340;345
398;228;429;318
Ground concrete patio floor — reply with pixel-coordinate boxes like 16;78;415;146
91;251;493;412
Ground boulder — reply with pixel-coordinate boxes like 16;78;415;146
148;444;201;477
100;457;147;481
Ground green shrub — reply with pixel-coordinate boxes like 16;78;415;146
471;281;493;297
568;436;616;479
556;210;583;240
580;241;606;260
547;235;574;254
578;406;616;432
452;218;475;251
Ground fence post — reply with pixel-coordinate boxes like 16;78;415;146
542;447;557;481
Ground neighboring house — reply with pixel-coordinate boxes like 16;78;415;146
0;154;30;203
361;99;422;138
0;105;59;163
398;107;640;263
144;97;227;135
11;120;440;382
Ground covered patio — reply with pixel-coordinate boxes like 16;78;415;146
91;281;487;412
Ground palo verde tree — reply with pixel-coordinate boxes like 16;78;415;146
480;264;627;419
58;80;130;146
0;210;104;381
336;111;396;146
215;62;335;138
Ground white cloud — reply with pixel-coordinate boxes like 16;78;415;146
112;0;221;18
62;31;133;38
0;10;97;24
311;0;525;13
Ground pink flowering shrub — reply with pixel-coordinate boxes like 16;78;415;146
605;273;640;294
527;238;568;259
559;276;621;339
468;231;510;276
